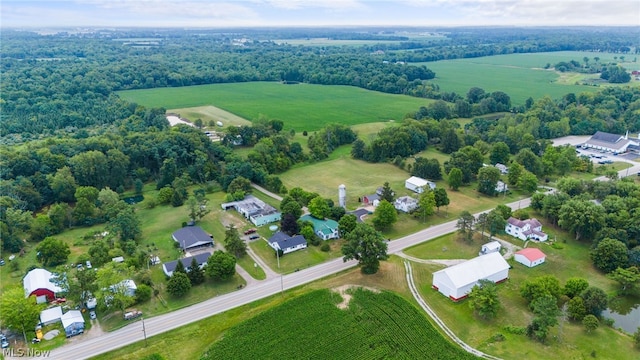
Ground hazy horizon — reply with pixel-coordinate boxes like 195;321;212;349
2;0;639;29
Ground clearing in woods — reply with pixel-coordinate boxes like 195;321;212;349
168;105;252;128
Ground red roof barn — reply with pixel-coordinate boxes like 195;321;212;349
514;248;546;268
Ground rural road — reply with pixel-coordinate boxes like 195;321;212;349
41;195;534;360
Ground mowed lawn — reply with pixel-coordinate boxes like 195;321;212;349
413;51;640;106
116;82;433;131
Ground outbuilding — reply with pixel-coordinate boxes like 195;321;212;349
23;268;63;304
61;310;85;338
432;252;509;301
479;241;501;256
172;226;214;251
405;176;436;194
40;306;63;326
514;248;546;268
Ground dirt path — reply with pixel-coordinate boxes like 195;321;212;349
245;245;279;279
395;252;467;266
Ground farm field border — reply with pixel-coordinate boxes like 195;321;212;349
412;51;640;105
116;82;433;131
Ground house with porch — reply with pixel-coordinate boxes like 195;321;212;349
300;214;339;240
394;196;418;213
267;232;308;254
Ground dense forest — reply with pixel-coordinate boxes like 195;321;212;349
1;27;640;254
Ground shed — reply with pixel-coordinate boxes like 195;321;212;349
40;306;63;326
23;268;63;304
479;241;501;255
432;252;509;301
514;248;546;268
61;310;85;338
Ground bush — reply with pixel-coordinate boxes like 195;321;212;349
311;237;321;246
145;199;157;209
502;325;526;335
320;243;331;252
489;333;505;342
136;284;153;303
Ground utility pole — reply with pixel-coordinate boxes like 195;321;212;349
142;317;147;347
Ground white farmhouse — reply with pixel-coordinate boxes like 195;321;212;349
432;252;509;301
394;196;418;213
405;176;436;194
505;217;548;242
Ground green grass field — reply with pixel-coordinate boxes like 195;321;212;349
414;51;640;105
202;288;476;360
116;82;432;131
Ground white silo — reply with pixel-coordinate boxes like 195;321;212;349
338;184;346;208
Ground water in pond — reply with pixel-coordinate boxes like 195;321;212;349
123;195;144;205
601;297;640;334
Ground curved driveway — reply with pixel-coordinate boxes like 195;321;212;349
44;196;535;360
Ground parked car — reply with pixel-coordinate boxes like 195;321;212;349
249;234;260;240
1;334;9;349
243;228;257;235
89;311;97;320
123;310;142;320
86;261;92;269
0;259;5;266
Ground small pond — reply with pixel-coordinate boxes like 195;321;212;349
123;195;144;205
601;297;640;334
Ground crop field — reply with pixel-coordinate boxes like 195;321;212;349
202;288;476;360
414;51;639;106
117;82;433;132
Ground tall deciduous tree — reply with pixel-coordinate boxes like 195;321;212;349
372;200;398;230
308;196;330;220
581;287;608;317
342;223;388;274
224;224;247;258
108;205;141;242
415;191;435;223
559;199;606;241
206;250;236;281
433;188;450;212
36;237;70;266
167;272;191;297
517;170;539;194
477;166;501;196
447;167;463;190
338;214;358;237
527;294;559;343
468;279;500;319
95;262;135;313
607;267;640;294
590;238;629;273
0;287;44;343
490;142;511;165
507;162;523;186
564;278;589;299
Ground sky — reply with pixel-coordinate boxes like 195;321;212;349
1;0;639;28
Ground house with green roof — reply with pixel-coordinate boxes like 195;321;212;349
300;214;339;240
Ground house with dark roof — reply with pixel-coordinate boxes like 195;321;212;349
362;193;380;207
23;268;63;304
221;195;281;226
267;232;307;254
582;131;639;153
300;215;339;240
172;226;214;251
505;217;548;242
162;253;211;277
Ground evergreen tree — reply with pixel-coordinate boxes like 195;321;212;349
173;259;187;274
224;224;247;258
187;257;205;285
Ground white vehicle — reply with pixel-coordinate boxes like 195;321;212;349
86;261;92;269
89;311;97;320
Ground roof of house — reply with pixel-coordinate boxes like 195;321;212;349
395;196;417;204
406;176;434;187
172;226;214;250
40;306;63;324
23;268;63;296
507;217;541;229
433;252;509;288
300;215;338;235
163;253;211;274
268;231;307;249
515;248;546;262
61;310;84;328
363;193;380;202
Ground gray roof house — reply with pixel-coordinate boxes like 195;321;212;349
162;253;211;277
267;232;308;254
221;195;281;226
172;226;214;251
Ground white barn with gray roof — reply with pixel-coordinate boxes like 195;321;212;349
432;252;509;301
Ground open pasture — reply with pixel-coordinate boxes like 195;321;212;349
168;105;252;128
415;51;639;105
202;288;476;360
117;82;432;132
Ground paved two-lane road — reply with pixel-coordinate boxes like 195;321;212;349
45;197;533;360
